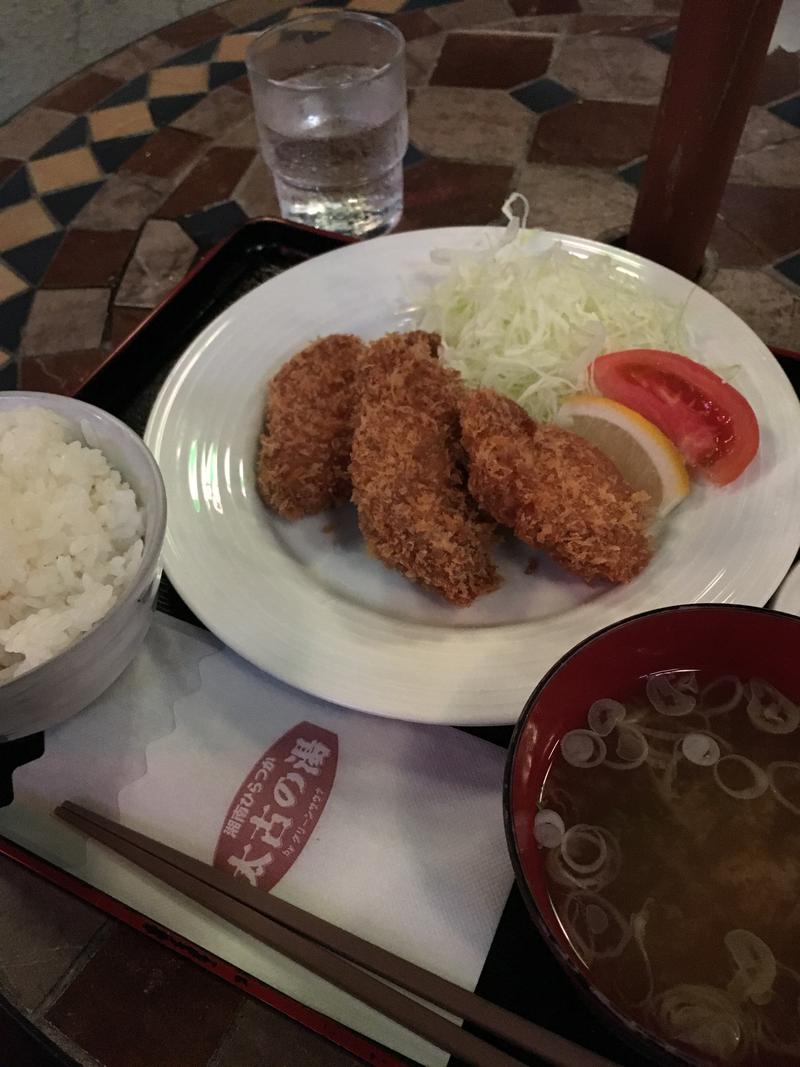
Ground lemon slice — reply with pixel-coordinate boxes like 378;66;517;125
556;394;690;518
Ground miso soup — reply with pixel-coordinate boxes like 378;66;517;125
538;671;800;1065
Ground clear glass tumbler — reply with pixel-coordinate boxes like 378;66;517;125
246;12;408;238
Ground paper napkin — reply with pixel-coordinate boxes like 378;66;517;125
0;615;515;1066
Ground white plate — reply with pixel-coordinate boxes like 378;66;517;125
774;563;800;616
145;227;800;725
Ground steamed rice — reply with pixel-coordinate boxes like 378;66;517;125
0;407;144;683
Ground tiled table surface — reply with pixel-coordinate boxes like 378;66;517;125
1;0;800;397
1;0;800;1064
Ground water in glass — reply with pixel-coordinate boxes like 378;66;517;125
248;16;408;238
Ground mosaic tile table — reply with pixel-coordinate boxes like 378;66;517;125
1;0;800;398
1;1;800;1064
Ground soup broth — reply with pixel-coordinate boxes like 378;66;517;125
538;671;800;1065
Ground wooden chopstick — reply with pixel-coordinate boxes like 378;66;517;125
56;803;604;1066
57;802;524;1067
56;801;620;1067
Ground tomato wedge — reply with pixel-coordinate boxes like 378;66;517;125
590;349;759;486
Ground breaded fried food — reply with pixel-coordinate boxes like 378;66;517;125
459;388;651;584
351;333;499;605
256;334;365;519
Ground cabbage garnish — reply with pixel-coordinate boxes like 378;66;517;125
417;194;691;423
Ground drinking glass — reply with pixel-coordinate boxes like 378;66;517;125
246;12;408;238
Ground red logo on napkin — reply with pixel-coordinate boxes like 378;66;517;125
213;721;338;891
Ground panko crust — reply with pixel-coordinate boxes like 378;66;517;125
351;333;498;605
256;333;365;519
459;388;651;584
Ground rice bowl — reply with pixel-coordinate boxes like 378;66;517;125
0;393;166;740
1;406;146;681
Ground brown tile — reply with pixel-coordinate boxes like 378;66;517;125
95;35;182;81
42;229;138;288
121;126;209;178
719;184;800;261
0;158;21;184
429;0;514;30
0;200;57;251
410;86;534;165
730;138;800;187
214;999;362;1067
738;105;800;155
431;32;553;89
709;268;800;351
386;10;441;40
22;289;110;356
109;305;150;346
530;99;656;166
501;14;571;32
149;64;210;98
216;112;258;148
399;159;513;230
159;146;255;217
406;32;446;88
157;9;233;48
217;31;260;62
46;924;243;1067
512;0;580;11
232;156;280;216
171;84;253;139
710;217;769;270
74;172;169;231
229;73;252;94
19;348;106;393
570;14;676;35
0;108;73;161
580;0;658;10
754;47;800;106
0;855;106;1012
89;101;155;142
41;71;123;113
0;262;28;301
116;219;197;307
28;147;103;195
217;0;289;25
350;0;405;11
551;33;669;103
515;162;637;238
503;12;571;30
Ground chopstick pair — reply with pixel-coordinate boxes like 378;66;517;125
55;802;619;1067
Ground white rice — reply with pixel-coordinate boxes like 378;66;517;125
0;406;144;683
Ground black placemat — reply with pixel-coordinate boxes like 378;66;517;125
8;219;800;1066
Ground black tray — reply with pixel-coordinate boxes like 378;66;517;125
5;218;800;1067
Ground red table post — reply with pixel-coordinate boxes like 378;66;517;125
627;0;783;279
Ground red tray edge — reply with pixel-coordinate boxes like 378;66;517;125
0;832;409;1067
70;217;355;399
68;215;800;400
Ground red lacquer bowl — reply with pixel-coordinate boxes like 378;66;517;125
504;603;800;1066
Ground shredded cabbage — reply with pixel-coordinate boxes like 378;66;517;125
416;194;691;423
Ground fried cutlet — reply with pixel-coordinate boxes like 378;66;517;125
350;333;499;605
256;334;365;520
459;388;651;583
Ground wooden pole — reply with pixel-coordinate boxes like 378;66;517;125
627;0;783;280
